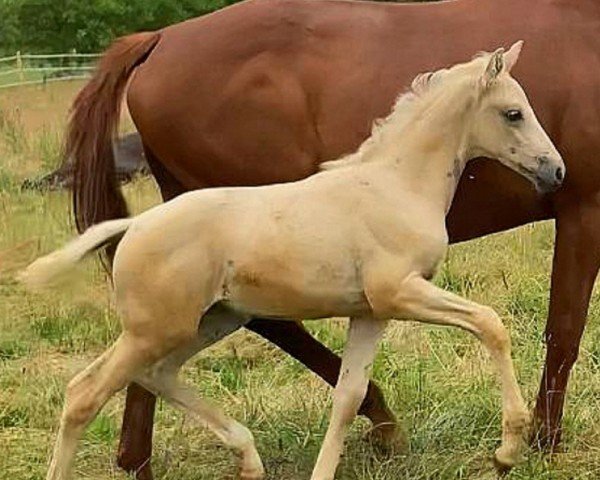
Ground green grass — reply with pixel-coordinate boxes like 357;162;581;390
1;85;600;479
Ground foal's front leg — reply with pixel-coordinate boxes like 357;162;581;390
367;274;530;470
246;318;399;446
311;316;388;480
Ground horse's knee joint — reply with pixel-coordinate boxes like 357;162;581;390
62;400;94;427
477;307;510;351
334;384;368;411
62;378;99;427
225;422;255;450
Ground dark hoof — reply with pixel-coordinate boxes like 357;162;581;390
139;469;153;480
117;462;153;480
529;420;563;453
364;421;408;453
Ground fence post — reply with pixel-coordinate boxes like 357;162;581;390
16;51;24;82
70;48;77;73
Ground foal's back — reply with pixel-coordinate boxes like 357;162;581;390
113;162;440;320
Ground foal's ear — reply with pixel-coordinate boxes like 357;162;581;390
481;47;505;89
504;40;524;72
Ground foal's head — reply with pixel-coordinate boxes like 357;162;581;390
420;42;565;193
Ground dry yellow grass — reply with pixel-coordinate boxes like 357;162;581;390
1;82;600;479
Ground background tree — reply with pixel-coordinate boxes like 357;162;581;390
0;0;22;54
1;0;432;54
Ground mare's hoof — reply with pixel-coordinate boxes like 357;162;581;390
364;421;408;453
115;459;153;480
529;421;564;453
133;466;154;480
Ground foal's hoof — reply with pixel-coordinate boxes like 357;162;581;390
364;422;408;453
492;455;513;477
493;446;523;476
239;470;265;480
239;466;265;480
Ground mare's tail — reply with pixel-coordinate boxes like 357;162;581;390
19;219;134;289
66;31;160;235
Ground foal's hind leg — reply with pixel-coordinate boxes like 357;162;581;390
135;326;264;479
367;274;530;470
47;333;166;480
46;346;116;480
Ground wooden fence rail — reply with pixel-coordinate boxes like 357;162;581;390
0;51;101;90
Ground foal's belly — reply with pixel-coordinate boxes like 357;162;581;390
223;259;371;320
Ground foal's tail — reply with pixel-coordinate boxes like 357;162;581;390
66;31;160;235
19;219;134;289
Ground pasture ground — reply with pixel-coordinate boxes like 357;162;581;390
1;82;600;479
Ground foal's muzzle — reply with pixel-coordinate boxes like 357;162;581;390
535;155;565;193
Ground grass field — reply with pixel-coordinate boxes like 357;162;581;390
1;82;600;480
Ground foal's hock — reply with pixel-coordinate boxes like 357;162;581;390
22;43;564;480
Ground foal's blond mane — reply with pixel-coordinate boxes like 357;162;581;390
320;53;491;171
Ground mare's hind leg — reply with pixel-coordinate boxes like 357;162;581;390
116;144;188;480
367;273;530;471
47;333;167;480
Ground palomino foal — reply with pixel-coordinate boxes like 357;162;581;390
22;42;564;480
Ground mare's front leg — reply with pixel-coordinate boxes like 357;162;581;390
246;318;400;447
311;316;388;480
532;196;600;450
366;273;530;470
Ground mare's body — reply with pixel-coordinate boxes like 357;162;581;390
67;0;600;476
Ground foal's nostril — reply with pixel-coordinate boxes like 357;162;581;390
536;158;564;192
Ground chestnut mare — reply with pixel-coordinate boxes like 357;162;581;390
67;0;600;477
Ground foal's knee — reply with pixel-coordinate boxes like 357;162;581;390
223;422;256;450
334;383;369;420
62;380;98;428
475;306;511;353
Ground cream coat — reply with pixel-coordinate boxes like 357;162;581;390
22;42;565;480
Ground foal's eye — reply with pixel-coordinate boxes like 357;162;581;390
504;109;523;123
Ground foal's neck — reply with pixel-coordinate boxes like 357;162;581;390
364;103;472;214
